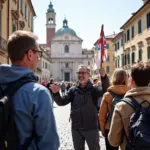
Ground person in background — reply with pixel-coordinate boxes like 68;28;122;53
97;81;102;111
108;63;150;150
60;81;66;96
99;69;128;150
41;80;46;87
66;82;71;92
93;78;99;86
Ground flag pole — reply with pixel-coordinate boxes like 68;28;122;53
100;24;104;68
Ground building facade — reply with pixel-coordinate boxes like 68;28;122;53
94;34;116;78
113;32;124;69
120;0;150;72
40;2;94;82
0;0;36;64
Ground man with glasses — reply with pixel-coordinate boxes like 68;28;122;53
0;30;59;150
50;65;109;150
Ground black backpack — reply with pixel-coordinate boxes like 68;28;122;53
122;97;150;150
0;77;36;150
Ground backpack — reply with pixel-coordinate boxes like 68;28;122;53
0;77;36;150
121;97;150;150
107;92;124;124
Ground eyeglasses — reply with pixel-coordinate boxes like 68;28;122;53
32;49;43;57
77;72;88;75
25;49;43;57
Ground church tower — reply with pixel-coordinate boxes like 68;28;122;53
46;1;56;47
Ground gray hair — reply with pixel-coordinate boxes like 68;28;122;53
77;64;90;73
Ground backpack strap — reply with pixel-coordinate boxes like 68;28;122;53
121;97;140;111
3;77;36;97
109;91;116;98
2;77;36;150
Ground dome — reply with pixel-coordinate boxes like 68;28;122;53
47;2;55;13
55;27;77;36
55;18;77;36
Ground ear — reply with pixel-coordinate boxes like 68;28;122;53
26;50;33;61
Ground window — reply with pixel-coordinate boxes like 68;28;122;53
132;52;135;64
122;55;124;66
147;12;150;29
115;59;117;68
12;24;16;32
28;11;30;26
131;26;134;39
139;49;142;61
124;33;126;43
117;41;120;49
88;61;90;65
64;45;69;53
106;66;110;73
107;55;110;61
31;17;33;31
115;43;117;51
20;0;23;11
121;38;123;46
118;56;120;67
45;62;47;69
43;61;44;68
127;29;130;41
107;44;109;49
65;63;69;68
124;54;127;65
127;53;130;64
25;4;27;20
147;46;150;60
138;20;142;34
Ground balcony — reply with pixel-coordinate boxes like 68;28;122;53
0;36;7;52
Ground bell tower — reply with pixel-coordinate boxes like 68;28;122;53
46;1;56;47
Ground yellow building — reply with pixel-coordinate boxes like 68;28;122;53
0;0;36;64
113;32;124;69
93;34;116;78
121;0;150;71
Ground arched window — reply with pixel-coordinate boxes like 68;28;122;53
48;18;54;24
65;45;69;53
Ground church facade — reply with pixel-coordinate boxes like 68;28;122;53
40;2;93;82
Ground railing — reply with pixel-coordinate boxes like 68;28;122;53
0;36;7;52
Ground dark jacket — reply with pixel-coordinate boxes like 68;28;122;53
53;75;109;106
53;75;109;129
46;82;53;96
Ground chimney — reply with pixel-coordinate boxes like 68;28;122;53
143;0;148;4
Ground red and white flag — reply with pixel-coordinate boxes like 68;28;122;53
93;25;107;70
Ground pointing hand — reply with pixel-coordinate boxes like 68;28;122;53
50;84;60;93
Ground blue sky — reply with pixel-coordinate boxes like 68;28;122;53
32;0;143;49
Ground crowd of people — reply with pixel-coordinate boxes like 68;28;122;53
0;30;150;150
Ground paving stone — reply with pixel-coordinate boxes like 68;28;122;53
53;103;106;150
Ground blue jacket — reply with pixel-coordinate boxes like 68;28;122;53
0;64;60;150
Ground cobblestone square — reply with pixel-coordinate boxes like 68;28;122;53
53;104;106;150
